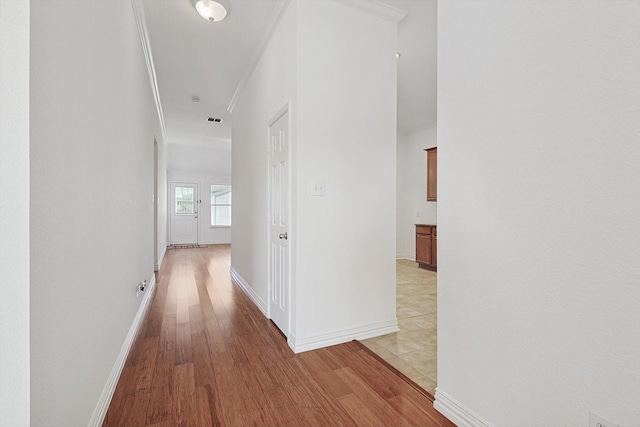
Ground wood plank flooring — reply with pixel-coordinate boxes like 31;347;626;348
103;245;455;427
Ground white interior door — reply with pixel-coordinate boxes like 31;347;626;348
170;182;198;245
268;110;290;336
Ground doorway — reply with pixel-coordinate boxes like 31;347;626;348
153;138;158;270
169;182;199;245
267;107;290;337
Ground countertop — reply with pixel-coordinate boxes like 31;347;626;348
415;223;437;227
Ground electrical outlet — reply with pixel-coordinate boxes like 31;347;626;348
590;411;618;427
135;280;147;298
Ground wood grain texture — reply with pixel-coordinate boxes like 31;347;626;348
426;147;437;201
416;225;437;271
103;245;455;427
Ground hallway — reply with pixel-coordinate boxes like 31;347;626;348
103;246;454;426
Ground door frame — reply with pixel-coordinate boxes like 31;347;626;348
266;102;293;337
153;138;159;270
168;181;200;245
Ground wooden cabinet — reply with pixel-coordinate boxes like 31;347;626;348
425;147;437;201
416;224;437;270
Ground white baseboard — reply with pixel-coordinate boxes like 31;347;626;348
289;319;399;354
199;240;232;245
434;388;494;427
396;254;415;261
229;267;268;317
88;274;157;427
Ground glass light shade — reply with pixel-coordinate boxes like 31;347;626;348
194;0;227;22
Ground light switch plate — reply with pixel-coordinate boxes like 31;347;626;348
312;181;326;196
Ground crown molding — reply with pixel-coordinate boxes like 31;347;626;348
227;0;291;113
131;0;167;142
331;0;408;23
227;0;406;114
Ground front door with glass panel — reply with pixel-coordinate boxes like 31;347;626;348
170;182;198;245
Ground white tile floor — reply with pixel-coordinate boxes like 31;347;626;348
360;259;437;395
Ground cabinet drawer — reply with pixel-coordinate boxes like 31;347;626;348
416;226;432;235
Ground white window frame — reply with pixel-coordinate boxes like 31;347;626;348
210;184;231;227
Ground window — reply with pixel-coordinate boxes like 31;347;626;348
211;184;231;226
174;186;195;214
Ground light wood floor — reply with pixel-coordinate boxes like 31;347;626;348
103;245;455;426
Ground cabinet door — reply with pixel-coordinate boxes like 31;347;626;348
432;234;437;266
426;147;437;201
416;234;432;265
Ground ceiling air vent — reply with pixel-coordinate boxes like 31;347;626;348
207;117;223;123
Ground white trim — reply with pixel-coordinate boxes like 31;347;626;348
229;267;268;317
155;245;167;271
330;0;407;23
286;334;297;353
288;319;399;354
88;274;157;427
396;254;415;261
199;239;232;245
227;0;290;113
267;102;291;128
131;0;167;140
433;388;494;427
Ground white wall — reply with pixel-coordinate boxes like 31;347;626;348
30;1;162;425
232;0;298;311
232;0;399;352
0;1;30;425
167;143;231;176
294;0;398;346
168;171;232;244
396;126;437;259
436;2;640;426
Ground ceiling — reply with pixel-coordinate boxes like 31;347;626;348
142;0;437;149
391;0;437;132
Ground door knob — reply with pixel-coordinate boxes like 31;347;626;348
279;232;288;240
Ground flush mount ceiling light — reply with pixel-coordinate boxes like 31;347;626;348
192;0;227;22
